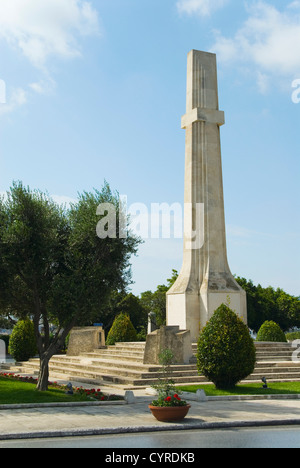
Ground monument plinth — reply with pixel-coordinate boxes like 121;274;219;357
167;50;247;342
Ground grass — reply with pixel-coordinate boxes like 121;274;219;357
177;382;300;396
0;376;92;405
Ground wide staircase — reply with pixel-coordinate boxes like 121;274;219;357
2;341;300;388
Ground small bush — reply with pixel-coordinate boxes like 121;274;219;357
8;319;37;362
286;331;300;342
256;321;287;343
106;313;137;346
197;304;256;390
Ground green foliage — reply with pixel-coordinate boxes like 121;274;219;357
0;316;13;331
106;313;137;346
256;321;287;343
177;382;300;396
0;181;141;390
235;277;300;332
113;293;147;339
99;269;180;341
140;269;179;327
51;183;141;329
286;331;300;341
197;304;256;390
8;319;37;362
151;349;187;407
96;291;148;341
0;375;119;405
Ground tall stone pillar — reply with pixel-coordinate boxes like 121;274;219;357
167;50;247;342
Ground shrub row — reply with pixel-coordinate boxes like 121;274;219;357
7;311;289;392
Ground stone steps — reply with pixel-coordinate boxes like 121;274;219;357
6;357;203;385
10;358;199;380
84;352;145;363
3;340;300;388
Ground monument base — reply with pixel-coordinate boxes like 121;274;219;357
143;326;193;365
167;286;247;343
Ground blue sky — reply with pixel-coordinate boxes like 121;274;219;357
0;0;299;297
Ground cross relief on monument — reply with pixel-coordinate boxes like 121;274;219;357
166;50;247;342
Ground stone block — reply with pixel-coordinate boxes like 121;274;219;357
67;326;105;356
143;326;193;365
124;390;136;404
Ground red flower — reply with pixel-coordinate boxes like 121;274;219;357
165;396;172;402
174;394;181;400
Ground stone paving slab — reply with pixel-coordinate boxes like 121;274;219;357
2;375;300;440
1;397;300;440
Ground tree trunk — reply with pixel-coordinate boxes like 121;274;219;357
36;355;50;392
35;323;76;391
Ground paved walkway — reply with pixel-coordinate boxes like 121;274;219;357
1;382;300;440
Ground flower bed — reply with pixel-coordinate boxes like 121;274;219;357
75;386;122;402
0;372;123;402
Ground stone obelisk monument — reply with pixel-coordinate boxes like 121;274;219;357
167;50;247;342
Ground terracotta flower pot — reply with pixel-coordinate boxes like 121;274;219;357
149;404;191;422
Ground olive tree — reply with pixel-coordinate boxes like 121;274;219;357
0;181;140;391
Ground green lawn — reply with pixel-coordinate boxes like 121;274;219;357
0;377;91;405
177;382;300;396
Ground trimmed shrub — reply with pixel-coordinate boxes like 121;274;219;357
8;319;37;362
256;321;287;343
106;313;137;346
197;304;256;390
286;331;300;342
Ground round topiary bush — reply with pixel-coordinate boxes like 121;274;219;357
256;321;287;343
197;304;256;390
106;313;137;346
8;319;37;362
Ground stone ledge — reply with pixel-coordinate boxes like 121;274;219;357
0;400;127;411
2;418;300;441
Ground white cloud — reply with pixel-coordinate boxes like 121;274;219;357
29;78;56;95
0;0;100;115
0;0;100;70
177;0;229;16
212;1;300;91
0;88;27;115
256;71;269;95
